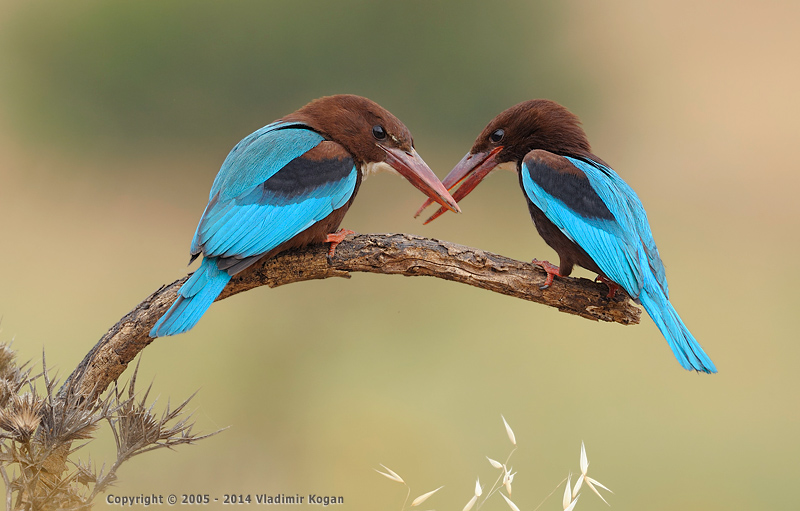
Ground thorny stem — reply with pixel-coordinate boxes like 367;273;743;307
0;344;212;510
1;464;11;510
88;455;122;502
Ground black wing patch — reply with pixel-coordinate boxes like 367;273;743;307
245;141;355;204
523;150;615;220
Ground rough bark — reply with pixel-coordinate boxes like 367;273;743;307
64;233;641;402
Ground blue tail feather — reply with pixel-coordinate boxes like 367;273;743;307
150;258;232;338
638;273;716;373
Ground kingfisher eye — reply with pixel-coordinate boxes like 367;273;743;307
372;125;387;140
489;129;505;143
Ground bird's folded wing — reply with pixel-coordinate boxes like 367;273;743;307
200;121;321;198
191;135;358;261
564;156;668;297
521;150;644;296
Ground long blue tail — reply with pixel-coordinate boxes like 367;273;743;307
638;272;717;373
150;258;232;338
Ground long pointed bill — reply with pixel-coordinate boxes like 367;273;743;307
380;145;461;214
415;146;503;224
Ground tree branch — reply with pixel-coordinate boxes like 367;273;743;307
65;233;641;402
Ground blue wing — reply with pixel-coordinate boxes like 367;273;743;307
190;121;326;255
190;128;357;265
521;150;645;297
520;151;715;372
567;157;668;297
208;121;322;201
151;126;358;338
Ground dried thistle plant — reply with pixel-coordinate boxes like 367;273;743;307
0;344;219;510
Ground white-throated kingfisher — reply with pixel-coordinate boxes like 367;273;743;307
417;100;716;373
151;94;459;338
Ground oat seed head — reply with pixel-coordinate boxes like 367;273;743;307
572;473;585;500
500;492;521;511
574;441;612;505
585;477;612;506
588;476;612;494
503;466;516;494
501;415;516;446
563;474;573;510
375;463;405;484
564;494;581;511
474;477;482;497
580;442;589;474
487;456;503;469
410;486;443;507
462;495;478;511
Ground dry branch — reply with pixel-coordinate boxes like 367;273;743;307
64;233;640;402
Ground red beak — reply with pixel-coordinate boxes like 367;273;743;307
415;146;503;224
380;145;461;214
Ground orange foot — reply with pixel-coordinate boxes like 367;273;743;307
595;275;621;299
531;258;563;289
325;229;356;258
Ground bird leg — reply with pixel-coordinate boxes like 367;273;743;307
325;229;356;258
595;275;621;299
531;258;563;289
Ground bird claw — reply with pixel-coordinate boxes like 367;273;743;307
325;229;356;259
532;258;561;289
595;275;621;299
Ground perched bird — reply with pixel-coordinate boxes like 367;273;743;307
151;94;460;338
417;100;716;373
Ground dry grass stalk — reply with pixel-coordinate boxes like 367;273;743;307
380;415;614;511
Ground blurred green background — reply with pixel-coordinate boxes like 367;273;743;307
1;0;798;509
